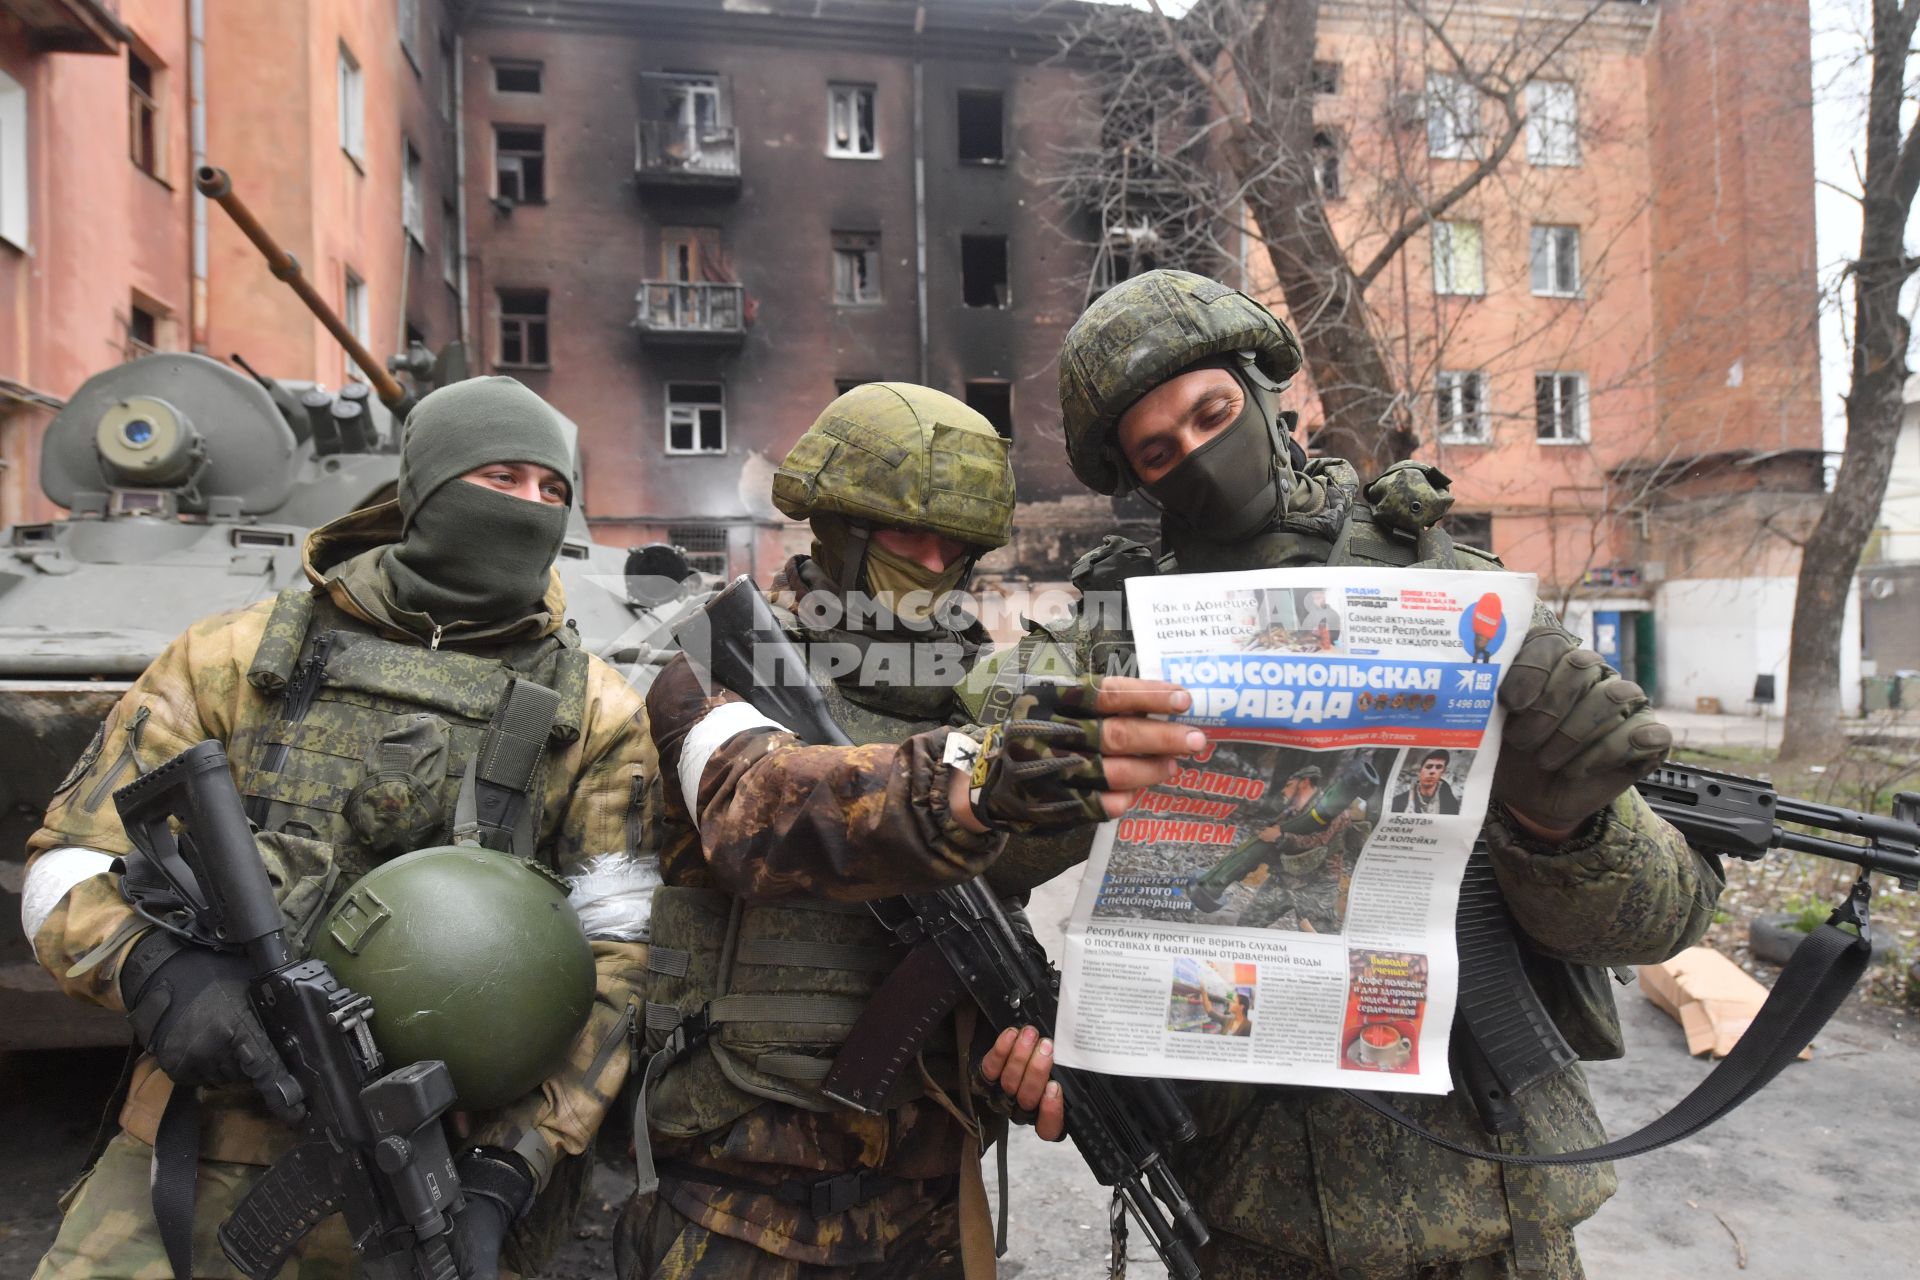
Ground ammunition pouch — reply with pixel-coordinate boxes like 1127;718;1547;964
639;886;919;1141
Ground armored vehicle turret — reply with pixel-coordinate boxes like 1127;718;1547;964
0;171;712;1050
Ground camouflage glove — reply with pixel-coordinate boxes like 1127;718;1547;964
967;679;1113;833
118;929;303;1121
1491;625;1671;832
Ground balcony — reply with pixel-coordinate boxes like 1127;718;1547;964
635;72;740;194
635;121;741;191
634;282;747;347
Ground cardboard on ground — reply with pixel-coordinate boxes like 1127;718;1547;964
1637;946;1813;1061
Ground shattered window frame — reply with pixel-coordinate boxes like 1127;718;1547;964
827;82;879;158
665;381;727;455
832;231;882;305
496;288;550;370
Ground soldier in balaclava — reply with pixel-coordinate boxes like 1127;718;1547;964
24;376;661;1280
1005;271;1725;1280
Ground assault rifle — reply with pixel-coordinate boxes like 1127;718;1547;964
1187;751;1381;912
1353;759;1920;1163
115;742;470;1280
681;577;1211;1280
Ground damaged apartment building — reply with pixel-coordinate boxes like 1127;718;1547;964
457;0;1106;583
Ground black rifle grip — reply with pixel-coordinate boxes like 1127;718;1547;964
115;740;289;969
218;1141;345;1280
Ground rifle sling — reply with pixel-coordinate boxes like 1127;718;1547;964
1348;918;1873;1165
818;938;967;1114
152;1085;201;1280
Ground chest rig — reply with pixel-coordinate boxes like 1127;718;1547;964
240;587;589;885
636;612;959;1188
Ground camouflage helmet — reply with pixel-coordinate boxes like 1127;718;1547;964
771;382;1015;549
308;845;596;1111
1059;270;1304;494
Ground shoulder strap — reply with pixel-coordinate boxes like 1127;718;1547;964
452;676;562;861
1348;894;1876;1165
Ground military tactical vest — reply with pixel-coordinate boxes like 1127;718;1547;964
240;587;589;900
640;611;952;1140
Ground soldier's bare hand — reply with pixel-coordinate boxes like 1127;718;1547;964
980;1025;1066;1142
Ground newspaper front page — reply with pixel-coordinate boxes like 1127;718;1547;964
1053;567;1538;1093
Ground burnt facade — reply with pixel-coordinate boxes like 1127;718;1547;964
460;0;1098;579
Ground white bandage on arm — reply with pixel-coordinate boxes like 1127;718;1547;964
21;847;117;960
566;852;664;942
675;700;790;834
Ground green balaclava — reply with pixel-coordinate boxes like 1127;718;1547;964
1136;355;1295;543
384;376;574;626
809;512;972;624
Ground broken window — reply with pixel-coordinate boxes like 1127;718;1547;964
129;48;160;177
403;139;424;244
441;198;459;285
497;288;549;368
964;381;1014;440
1435;370;1489;443
126;298;159;357
957;89;1004;163
667;524;729;575
1313;131;1341;200
1431;220;1484;296
828;83;878;157
961;234;1009;308
493;60;542;95
665;382;726;454
1533;372;1587;443
1447;512;1493;549
1530;224;1580;297
495;126;545;203
833;232;881;305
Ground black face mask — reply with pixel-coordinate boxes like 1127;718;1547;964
1139;368;1290;542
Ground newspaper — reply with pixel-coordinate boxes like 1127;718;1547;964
1053;566;1537;1093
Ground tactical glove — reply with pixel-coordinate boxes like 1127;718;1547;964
1491;624;1671;833
451;1147;536;1280
968;678;1115;833
118;929;301;1119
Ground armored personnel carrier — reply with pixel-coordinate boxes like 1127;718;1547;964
1;168;710;1049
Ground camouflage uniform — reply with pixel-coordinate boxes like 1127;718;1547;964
1006;270;1726;1279
623;386;1021;1279
1236;811;1354;933
24;500;655;1278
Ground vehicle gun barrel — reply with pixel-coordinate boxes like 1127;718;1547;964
194;165;409;411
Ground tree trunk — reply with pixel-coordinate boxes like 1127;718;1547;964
1229;0;1418;479
1777;0;1919;761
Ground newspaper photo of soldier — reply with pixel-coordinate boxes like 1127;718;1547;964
1091;743;1395;933
1165;958;1257;1038
1242;585;1343;652
1388;746;1475;816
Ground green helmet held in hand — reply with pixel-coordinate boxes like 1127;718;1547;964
308;845;596;1111
1059;269;1303;496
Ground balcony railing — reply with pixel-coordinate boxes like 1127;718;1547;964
635;282;746;345
635;121;741;189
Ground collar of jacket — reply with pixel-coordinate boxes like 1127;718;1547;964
303;500;566;646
